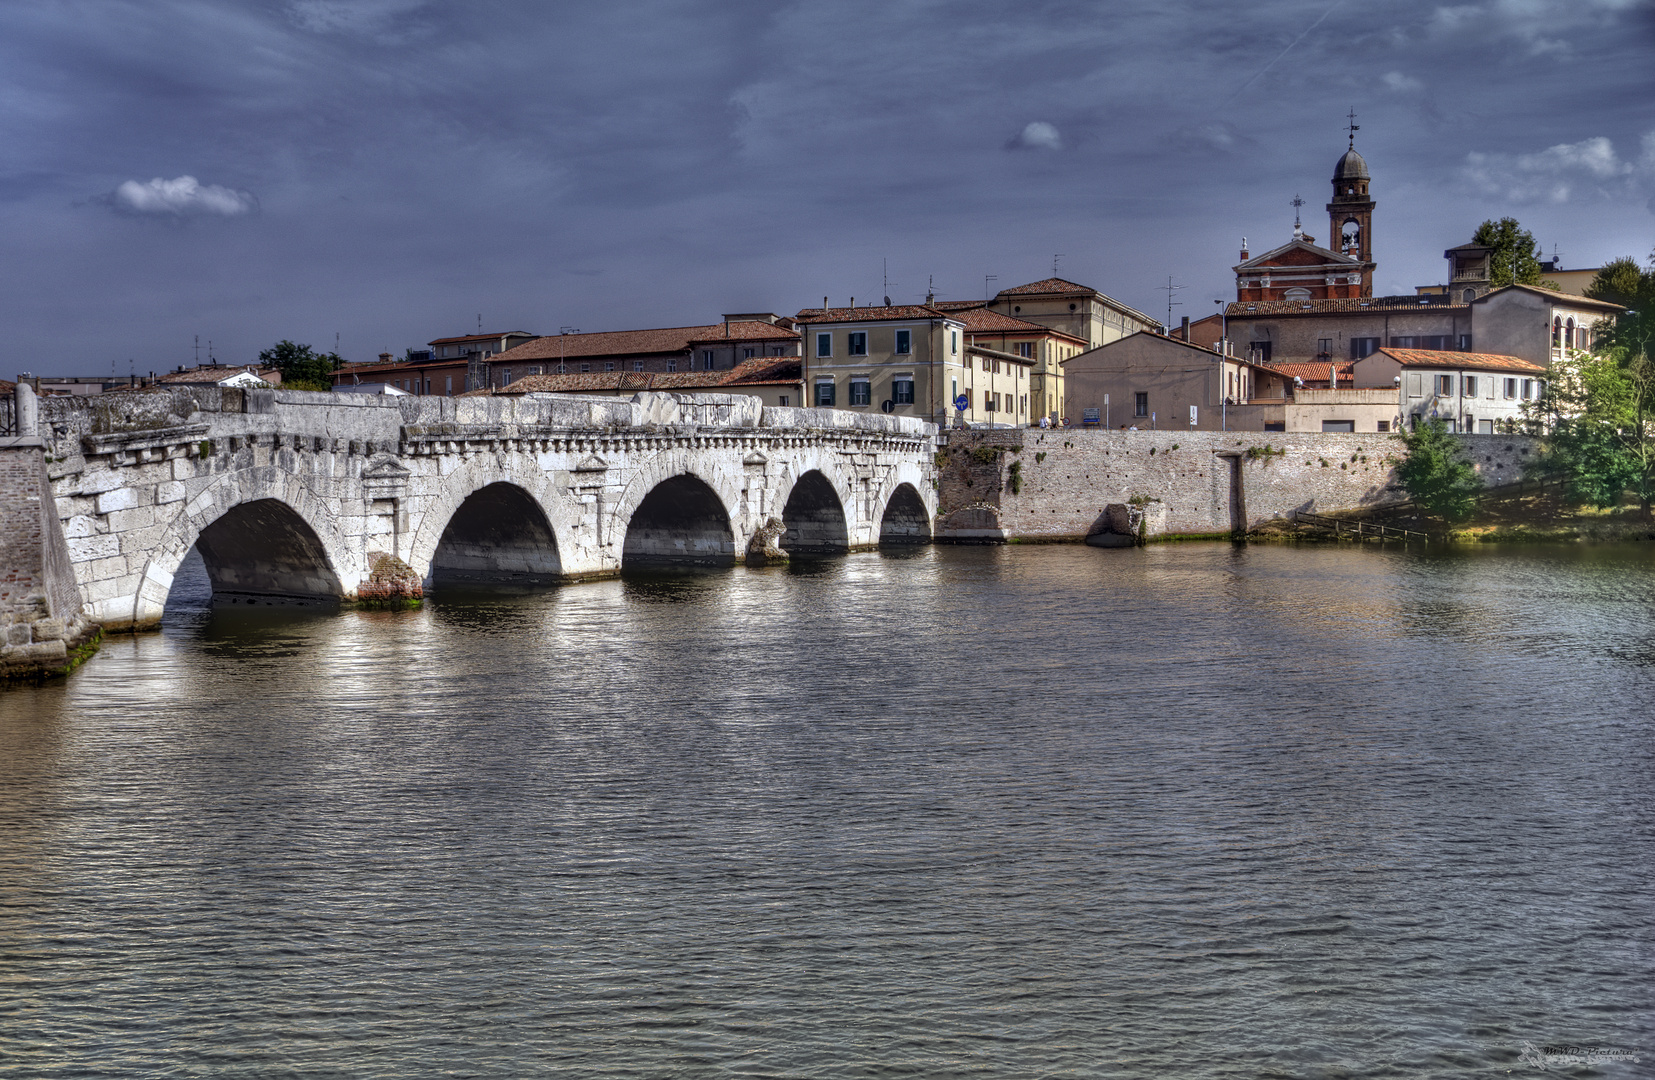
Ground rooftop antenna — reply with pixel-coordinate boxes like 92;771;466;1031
1161;276;1185;327
194;335;200;366
1346;106;1359;150
477;314;482;334
883;258;891;307
926;274;935;305
984;274;998;303
208;340;215;364
1053;254;1066;277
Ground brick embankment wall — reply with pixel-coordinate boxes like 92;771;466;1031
1;443;99;678
936;429;1540;540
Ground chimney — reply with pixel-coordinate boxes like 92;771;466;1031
1240;237;1249;261
824;296;828;310
850;297;854;309
379;352;392;364
1180;316;1190;342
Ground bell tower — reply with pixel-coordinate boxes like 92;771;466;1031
1326;109;1376;296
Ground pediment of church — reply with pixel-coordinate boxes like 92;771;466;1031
1237;239;1358;271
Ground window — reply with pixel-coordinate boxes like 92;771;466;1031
1376;420;1390;432
814;379;835;406
1322;420;1355;433
950;330;958;355
1438;375;1453;395
580;364;590;373
1317;338;1332;356
895;329;911;355
605;362;614;372
1405;373;1423;396
557;363;567;374
501;370;513;385
1016;342;1033;358
743;348;754;360
1134;391;1148;418
634;361;644;372
984;391;996;412
1350;337;1379;359
1504;378;1517;399
1479;419;1494;434
848;331;868;356
849;378;871;406
892;377;914;404
1284;287;1312;301
701;351;715;371
667;359;676;372
992;359;1001;374
1522;379;1534;400
444;376;452;395
1458;334;1473;351
816;332;832;358
1463;415;1474;431
1463;376;1477;397
778;395;789;407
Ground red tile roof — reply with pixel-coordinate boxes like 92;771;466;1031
154;364;277;385
1373;348;1548;373
428;332;536;346
493;321;795;363
1271;361;1355;386
929;300;987;312
951;307;1080;338
794;305;952;323
1481;283;1624;312
466;357;802;397
997;277;1093;296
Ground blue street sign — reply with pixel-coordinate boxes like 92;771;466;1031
953;394;969;410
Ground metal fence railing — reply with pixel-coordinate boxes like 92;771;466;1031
0;393;14;437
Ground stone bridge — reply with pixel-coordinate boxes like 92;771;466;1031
20;387;937;632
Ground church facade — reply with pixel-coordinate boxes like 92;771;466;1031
1232;134;1378;303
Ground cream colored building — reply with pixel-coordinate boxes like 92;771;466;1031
793;304;968;425
1063;331;1292;431
1283;388;1401;433
1351;347;1548;433
982;276;1158;349
960;345;1036;426
933;305;1088;423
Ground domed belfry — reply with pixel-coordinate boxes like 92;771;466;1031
1327;110;1376;296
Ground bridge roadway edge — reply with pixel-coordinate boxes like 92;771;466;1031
21;388;937;633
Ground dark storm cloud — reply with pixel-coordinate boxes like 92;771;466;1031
1;0;1651;373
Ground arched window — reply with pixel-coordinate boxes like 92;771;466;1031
1553;317;1562;348
1566;317;1576;351
1284;287;1312;301
1462;288;1476;303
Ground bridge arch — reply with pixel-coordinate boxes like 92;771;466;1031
406;456;579;586
778;469;851;554
133;475;352;628
616;467;740;568
878;481;933;545
431;482;562;587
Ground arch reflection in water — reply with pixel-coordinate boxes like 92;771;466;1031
780;470;849;556
186;497;343;610
879;482;931;545
621;474;735;569
431;482;562;590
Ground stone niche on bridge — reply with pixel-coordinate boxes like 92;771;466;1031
25;388;939;630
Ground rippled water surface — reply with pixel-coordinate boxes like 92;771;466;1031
3;543;1653;1078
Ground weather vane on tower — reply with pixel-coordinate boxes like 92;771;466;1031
1346;107;1359;150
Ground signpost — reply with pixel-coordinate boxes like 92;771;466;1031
1189;405;1198;427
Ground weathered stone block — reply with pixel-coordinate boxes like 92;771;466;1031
31;618;64;642
156;481;186;504
63;515;100;539
69;535;120;562
96;487;141;515
5;624;29;646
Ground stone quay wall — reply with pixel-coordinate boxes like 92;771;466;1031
937;427;1540;541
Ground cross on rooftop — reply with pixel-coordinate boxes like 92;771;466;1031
1346;107;1359;149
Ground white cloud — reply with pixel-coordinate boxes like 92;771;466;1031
1381;71;1423;92
1010;121;1063;151
1459;133;1654;204
1428;0;1636;56
111;175;258;216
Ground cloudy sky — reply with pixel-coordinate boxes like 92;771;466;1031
4;0;1652;376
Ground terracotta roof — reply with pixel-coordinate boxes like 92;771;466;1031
1227;295;1470;316
154;364;276;385
1372;348;1547;374
1271;361;1355;385
1478;283;1624;312
965;344;1037;366
929;300;987;312
493;321;794;363
428;332;536;346
333;357;462;377
466;357;802;397
794;305;952;323
997;277;1093;296
950;307;1087;342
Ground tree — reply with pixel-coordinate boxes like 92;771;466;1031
258;340;342;392
1394;418;1484;523
1472;217;1546;289
1585;254;1655;364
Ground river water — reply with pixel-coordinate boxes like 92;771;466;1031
2;543;1651;1078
